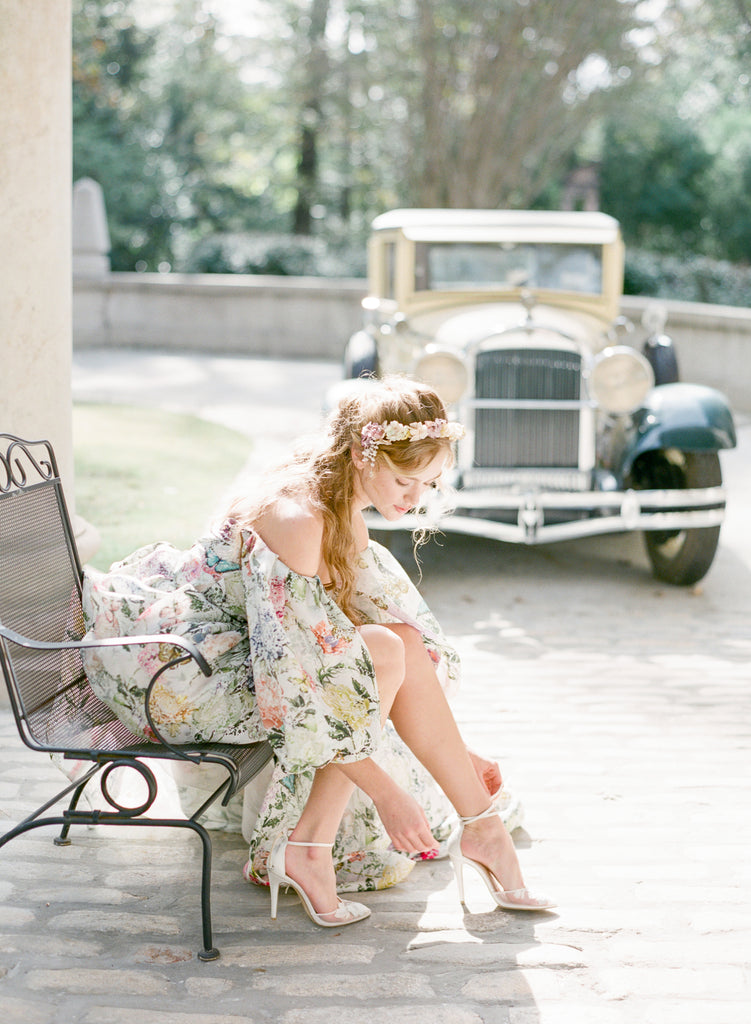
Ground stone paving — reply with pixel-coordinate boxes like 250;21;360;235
1;351;749;1023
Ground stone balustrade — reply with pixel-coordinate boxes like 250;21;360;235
73;272;750;412
73;178;751;411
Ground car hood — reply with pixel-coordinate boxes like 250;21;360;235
412;302;610;354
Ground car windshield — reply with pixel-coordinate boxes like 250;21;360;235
414;241;603;295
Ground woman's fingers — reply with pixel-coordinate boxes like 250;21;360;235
468;748;503;796
375;789;438;855
392;819;436;855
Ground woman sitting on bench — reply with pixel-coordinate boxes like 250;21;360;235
82;376;553;926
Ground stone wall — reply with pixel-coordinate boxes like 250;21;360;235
620;297;751;411
73;274;751;411
73;272;365;360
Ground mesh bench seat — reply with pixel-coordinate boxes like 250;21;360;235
0;432;272;960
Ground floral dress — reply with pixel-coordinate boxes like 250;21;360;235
82;521;523;893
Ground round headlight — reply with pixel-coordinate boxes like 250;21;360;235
589;346;654;414
415;349;468;404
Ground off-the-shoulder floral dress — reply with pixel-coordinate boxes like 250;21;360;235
82;520;522;893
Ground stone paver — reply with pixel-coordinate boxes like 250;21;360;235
0;351;749;1024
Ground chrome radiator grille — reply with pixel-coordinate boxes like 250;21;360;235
473;348;583;468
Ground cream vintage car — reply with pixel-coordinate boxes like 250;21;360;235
340;208;736;585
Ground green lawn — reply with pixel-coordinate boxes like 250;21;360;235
73;404;253;570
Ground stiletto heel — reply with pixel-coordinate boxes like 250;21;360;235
448;844;466;903
269;869;280;920
267;835;371;927
447;803;556;912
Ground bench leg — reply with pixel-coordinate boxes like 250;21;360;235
73;816;222;961
3;811;221;960
54;777;93;846
184;818;221;962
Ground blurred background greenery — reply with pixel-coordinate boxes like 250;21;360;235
73;404;252;570
74;0;751;303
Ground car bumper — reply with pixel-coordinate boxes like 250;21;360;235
368;485;727;544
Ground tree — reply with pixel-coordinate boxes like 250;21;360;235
291;0;331;233
371;0;649;209
75;0;751;273
600;115;713;253
73;0;169;269
73;0;287;270
595;0;751;262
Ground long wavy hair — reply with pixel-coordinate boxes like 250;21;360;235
221;376;455;622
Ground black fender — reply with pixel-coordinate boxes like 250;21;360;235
620;383;736;477
344;329;379;379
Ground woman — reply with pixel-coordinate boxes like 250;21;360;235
82;376;553;926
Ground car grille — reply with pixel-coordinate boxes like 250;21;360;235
473;348;583;469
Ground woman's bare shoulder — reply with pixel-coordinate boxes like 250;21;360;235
254;495;324;576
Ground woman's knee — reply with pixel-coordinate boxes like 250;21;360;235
387;623;425;653
359;624;406;696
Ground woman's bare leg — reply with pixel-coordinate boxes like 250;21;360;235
283;624;408;913
283;764;357;914
385;624;527;892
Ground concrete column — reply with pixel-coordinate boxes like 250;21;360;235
0;0;97;559
0;0;72;481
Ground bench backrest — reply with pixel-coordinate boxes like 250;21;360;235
0;433;139;754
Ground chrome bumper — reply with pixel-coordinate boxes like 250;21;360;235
368;485;727;545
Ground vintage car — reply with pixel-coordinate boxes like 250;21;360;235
341;208;736;585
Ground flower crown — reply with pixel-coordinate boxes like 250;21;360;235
360;418;465;465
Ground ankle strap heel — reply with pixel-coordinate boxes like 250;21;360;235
286;840;334;848
267;835;371;928
448;803;556;912
458;802;500;826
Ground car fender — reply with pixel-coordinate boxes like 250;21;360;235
621;383;736;475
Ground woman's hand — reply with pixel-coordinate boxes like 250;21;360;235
468;748;503;797
372;784;438;856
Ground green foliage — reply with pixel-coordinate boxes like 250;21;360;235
182;232;366;277
73;0;290;271
600;116;713;254
73;0;171;269
73;0;751;299
595;0;751;271
698;107;751;264
624;250;751;305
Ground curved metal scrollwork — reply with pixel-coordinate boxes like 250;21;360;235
99;759;159;817
0;435;55;493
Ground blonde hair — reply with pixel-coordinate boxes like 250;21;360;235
222;376;455;622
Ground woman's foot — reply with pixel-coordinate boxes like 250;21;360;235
460;813;526;893
283;836;341;917
267;834;371;927
449;804;555;911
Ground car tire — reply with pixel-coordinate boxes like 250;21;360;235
640;450;722;585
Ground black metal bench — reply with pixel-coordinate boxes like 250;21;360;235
0;432;272;960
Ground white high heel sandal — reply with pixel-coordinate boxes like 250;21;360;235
448;803;556;911
267;835;371;927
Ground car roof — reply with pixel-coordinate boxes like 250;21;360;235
371;208;621;245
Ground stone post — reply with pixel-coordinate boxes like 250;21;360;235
0;0;98;561
73;177;112;277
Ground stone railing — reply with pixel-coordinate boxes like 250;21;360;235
73;272;751;411
620;296;751;412
72;176;750;410
73;271;365;360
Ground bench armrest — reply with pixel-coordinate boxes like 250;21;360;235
0;624;215;764
0;624;212;677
